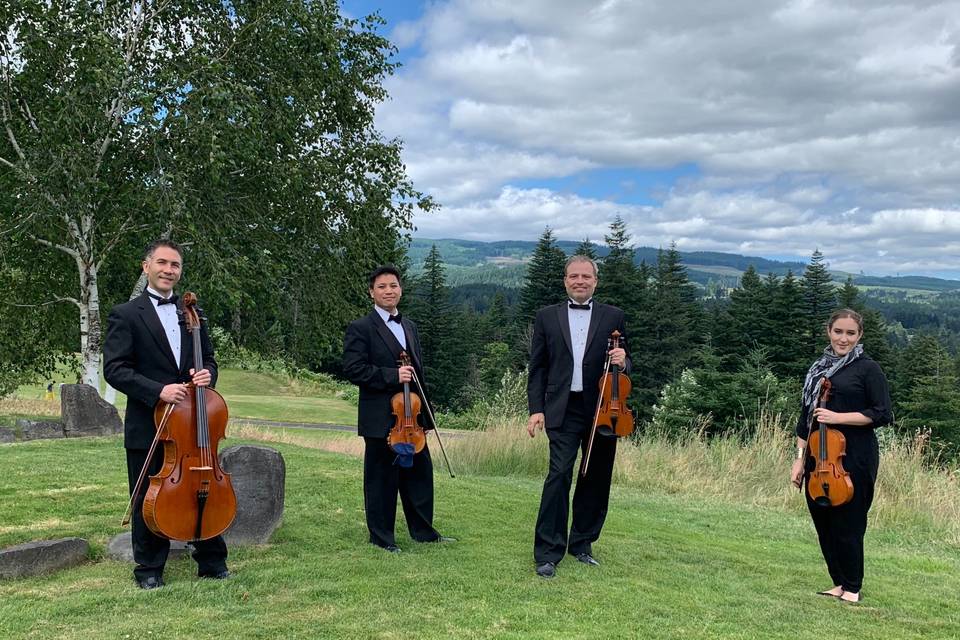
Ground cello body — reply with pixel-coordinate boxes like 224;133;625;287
142;292;237;542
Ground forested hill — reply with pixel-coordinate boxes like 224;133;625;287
408;238;960;293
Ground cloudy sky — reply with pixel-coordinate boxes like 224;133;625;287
342;0;960;279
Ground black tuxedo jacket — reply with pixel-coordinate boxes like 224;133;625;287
103;292;218;449
342;310;434;438
527;301;631;431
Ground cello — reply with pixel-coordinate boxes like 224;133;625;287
580;330;633;476
804;377;854;507
122;292;237;541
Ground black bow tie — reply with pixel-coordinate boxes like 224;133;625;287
148;292;178;306
388;313;402;323
568;300;592;310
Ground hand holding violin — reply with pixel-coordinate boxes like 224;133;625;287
398;365;414;384
608;347;626;368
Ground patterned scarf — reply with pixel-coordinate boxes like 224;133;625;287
800;343;864;438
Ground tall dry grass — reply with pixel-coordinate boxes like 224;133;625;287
447;410;960;544
0;397;60;419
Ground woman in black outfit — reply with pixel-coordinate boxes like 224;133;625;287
789;308;892;603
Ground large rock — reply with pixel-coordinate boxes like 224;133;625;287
220;445;285;545
60;384;122;438
0;427;14;443
15;419;64;441
105;532;191;562
0;538;88;579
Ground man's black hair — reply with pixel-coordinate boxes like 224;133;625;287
368;265;402;288
143;239;183;261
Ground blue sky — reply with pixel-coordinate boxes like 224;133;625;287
341;1;960;279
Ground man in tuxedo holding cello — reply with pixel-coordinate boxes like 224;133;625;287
103;239;229;589
342;265;453;553
527;255;629;578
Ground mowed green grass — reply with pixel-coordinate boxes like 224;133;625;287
13;368;357;426
1;435;958;640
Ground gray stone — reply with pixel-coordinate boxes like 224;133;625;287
60;383;122;438
220;445;285;545
0;427;14;443
15;419;64;441
105;532;191;563
0;538;89;579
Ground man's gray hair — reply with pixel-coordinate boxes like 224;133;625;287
564;254;598;277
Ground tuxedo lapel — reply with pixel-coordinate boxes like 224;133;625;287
555;303;573;355
135;293;179;372
401;319;423;371
371;311;403;363
585;303;606;354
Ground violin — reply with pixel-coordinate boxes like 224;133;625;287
388;351;426;464
139;292;237;541
580;330;633;476
805;377;854;507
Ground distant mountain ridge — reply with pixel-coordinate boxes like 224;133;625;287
408;238;960;293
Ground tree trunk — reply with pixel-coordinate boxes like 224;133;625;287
77;255;103;394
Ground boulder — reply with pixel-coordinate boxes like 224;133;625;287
220;445;285;545
0;538;88;579
60;384;122;438
15;419;64;441
105;532;191;563
0;427;14;443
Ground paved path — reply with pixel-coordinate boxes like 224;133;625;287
231;417;469;438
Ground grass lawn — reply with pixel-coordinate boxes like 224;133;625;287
11;367;357;426
1;434;958;639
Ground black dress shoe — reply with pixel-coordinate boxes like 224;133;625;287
575;553;600;566
199;570;231;580
137;576;163;590
535;562;556;578
384;544;401;553
434;535;457;543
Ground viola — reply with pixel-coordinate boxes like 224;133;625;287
580;330;633;476
805;377;854;507
388;351;426;465
139;292;237;541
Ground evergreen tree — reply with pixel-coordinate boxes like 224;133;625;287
800;249;837;358
596;216;638;312
515;228;567;365
720;265;765;367
518;228;567;325
411;245;463;410
770;270;808;379
639;244;702;416
899;337;960;457
574;238;598;260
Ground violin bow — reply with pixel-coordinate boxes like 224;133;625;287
580;342;614;477
410;367;455;479
120;403;175;526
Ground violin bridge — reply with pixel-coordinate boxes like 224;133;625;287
189;466;214;472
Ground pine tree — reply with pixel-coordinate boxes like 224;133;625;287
518;228;567;325
899;337;960;456
771;270;808;378
720;265;765;367
574;238;598;260
596;216;638;311
411;245;463;410
638;244;702;416
801;249;837;358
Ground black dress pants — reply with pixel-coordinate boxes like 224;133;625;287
534;392;618;564
806;434;879;593
363;436;440;548
125;448;228;582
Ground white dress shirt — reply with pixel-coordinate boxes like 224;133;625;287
568;299;593;392
374;305;407;350
147;286;181;368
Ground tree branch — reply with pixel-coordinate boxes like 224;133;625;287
11;296;80;309
29;234;79;259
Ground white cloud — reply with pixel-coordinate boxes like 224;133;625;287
374;0;960;278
